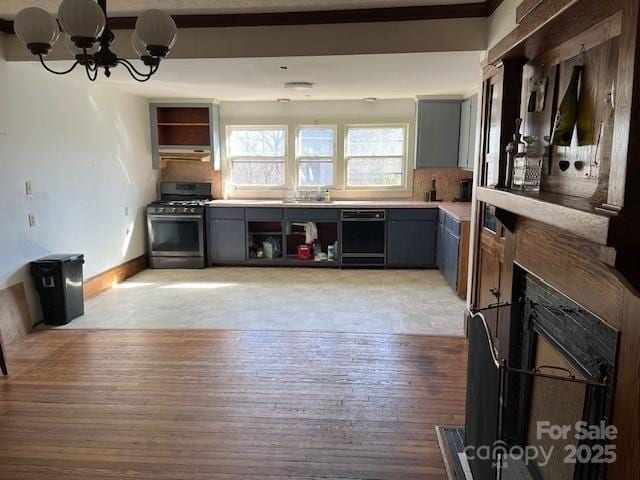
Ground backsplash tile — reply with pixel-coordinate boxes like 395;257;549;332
411;168;474;202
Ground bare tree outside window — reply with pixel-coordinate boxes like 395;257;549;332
296;127;335;187
229;127;287;186
346;127;406;187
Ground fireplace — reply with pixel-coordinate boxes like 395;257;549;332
465;266;618;480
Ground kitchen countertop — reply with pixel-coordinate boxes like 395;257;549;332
207;199;472;222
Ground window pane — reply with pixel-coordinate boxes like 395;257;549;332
347;157;403;186
232;161;285;186
229;129;286;157
347;127;404;156
298;161;333;187
298;128;335;157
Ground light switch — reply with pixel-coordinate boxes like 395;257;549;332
125;206;129;216
25;181;32;196
28;213;36;227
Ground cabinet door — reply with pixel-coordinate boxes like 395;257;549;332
443;229;460;290
209;219;246;263
387;221;437;267
458;98;471;169
415;100;462;168
467;94;478;170
436;223;445;271
476;240;502;308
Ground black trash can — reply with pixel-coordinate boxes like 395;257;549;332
31;254;85;325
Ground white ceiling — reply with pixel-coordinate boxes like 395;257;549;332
75;52;483;101
0;0;480;18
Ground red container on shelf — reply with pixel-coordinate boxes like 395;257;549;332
297;244;312;261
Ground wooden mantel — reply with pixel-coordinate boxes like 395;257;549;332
476;187;617;246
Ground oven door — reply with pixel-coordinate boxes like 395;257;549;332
148;214;204;257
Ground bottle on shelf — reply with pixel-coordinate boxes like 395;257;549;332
551;65;582;147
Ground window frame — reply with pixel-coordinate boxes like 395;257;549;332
226;125;289;189
343;123;409;190
295;125;337;188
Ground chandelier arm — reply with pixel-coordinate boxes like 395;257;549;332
117;58;155;79
83;60;99;82
38;55;80;75
116;59;156;83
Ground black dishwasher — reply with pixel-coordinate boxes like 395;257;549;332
341;210;386;266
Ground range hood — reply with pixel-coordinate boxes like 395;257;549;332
159;147;211;162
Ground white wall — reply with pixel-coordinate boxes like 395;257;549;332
0;56;157;325
488;0;522;49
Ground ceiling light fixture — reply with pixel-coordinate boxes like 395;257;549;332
13;0;177;82
277;98;291;103
284;81;314;90
364;97;377;103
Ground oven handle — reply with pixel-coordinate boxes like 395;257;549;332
341;218;386;222
149;215;203;221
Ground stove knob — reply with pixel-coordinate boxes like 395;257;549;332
157;207;164;213
190;208;196;213
172;208;177;213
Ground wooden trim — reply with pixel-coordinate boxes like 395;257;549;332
457;220;471;299
83;255;148;300
0;2;502;32
487;0;622;65
607;0;640;211
487;0;506;15
516;0;545;24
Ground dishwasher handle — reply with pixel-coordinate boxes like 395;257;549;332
341;210;386;221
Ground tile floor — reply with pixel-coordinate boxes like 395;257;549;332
56;267;466;336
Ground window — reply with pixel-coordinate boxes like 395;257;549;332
296;126;336;187
228;126;287;187
345;126;406;187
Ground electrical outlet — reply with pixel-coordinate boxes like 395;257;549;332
28;213;36;227
25;181;32;196
124;206;129;216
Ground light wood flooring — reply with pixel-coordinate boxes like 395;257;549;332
0;329;467;479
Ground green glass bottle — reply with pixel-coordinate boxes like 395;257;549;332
551;65;582;146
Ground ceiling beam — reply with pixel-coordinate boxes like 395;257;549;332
0;1;503;33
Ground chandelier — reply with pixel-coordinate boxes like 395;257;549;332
13;0;177;82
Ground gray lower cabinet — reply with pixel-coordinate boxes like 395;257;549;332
443;228;460;290
438;211;461;290
208;219;246;263
436;222;445;271
387;220;437;267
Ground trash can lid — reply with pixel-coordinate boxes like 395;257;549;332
33;254;84;263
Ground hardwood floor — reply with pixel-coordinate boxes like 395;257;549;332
0;330;467;480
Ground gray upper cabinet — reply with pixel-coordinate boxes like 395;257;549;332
149;102;221;171
415;100;461;168
458;94;478;170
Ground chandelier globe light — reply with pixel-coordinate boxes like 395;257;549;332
13;0;177;82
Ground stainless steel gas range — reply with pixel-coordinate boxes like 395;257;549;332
147;182;212;269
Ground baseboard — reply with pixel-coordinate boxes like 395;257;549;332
83;255;148;300
0;283;32;344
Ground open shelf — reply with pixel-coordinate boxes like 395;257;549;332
476;187;616;246
285;255;339;267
